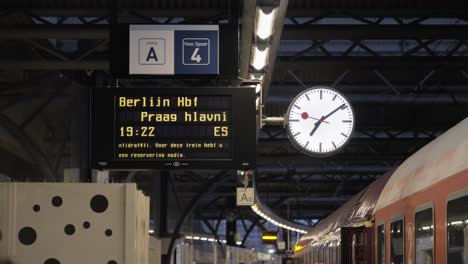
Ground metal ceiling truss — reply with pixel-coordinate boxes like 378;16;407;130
259;126;444;140
0;3;234;71
284;8;468;25
3;2;468;232
272;13;468;87
0;74;78;182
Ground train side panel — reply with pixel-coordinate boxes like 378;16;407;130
374;168;468;264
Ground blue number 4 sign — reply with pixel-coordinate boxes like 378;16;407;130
182;38;210;65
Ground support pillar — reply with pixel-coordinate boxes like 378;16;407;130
153;171;169;264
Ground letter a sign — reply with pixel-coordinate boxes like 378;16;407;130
146;47;158;62
128;25;218;76
236;188;255;206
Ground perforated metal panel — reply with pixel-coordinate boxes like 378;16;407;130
0;182;149;264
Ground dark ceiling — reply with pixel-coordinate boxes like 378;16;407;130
0;0;468;242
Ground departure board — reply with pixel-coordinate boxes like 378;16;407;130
90;88;256;169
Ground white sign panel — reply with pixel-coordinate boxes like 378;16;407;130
236;187;254;206
277;241;286;250
129;26;174;75
128;25;218;75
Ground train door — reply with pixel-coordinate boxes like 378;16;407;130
341;226;374;264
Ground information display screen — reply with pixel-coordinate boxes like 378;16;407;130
91;88;256;169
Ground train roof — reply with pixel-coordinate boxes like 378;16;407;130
295;117;468;250
296;170;392;247
374;116;468;211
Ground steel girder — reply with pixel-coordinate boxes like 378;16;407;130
281;25;468;40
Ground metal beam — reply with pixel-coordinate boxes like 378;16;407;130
0;60;109;70
256;165;390;175
265;93;468;104
1;57;466;72
164;172;231;264
285;9;468;18
0;113;56;181
0;25;109;39
6;8;225;18
262;0;289;100
270;84;468;94
275;57;468;69
238;0;256;79
281;25;468;40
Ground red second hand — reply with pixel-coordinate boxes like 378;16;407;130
300;112;330;124
309;116;329;124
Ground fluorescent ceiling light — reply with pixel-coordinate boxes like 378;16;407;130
236;241;242;245
249;73;264;82
255;7;277;40
251;45;270;70
256;84;262;94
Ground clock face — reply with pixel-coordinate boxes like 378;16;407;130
286;87;354;156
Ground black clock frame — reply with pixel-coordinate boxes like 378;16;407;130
285;86;355;157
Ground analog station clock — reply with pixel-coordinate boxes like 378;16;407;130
286;87;354;156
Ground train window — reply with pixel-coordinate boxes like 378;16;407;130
447;193;468;264
390;218;405;264
377;224;385;264
415;205;433;264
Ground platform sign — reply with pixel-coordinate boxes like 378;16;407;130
90;88;256;170
175;31;218;74
237;188;255;206
127;25;218;75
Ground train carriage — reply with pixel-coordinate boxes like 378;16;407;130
374;116;468;264
293;117;468;264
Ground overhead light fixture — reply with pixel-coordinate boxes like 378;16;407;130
256;84;262;94
249;73;264;82
149;229;155;234
255;7;277;40
268;249;275;254
262;235;278;241
251;204;308;234
293;245;304;252
251;45;270;71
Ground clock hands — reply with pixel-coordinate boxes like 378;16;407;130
309;104;346;137
322;103;346;121
293;111;330;124
309;116;329;124
309;117;323;136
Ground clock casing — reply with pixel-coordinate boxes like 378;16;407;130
285;87;355;157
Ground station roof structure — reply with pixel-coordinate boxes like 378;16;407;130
0;0;468;245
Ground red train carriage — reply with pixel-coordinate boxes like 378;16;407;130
374;117;468;264
293;117;468;264
293;171;392;263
